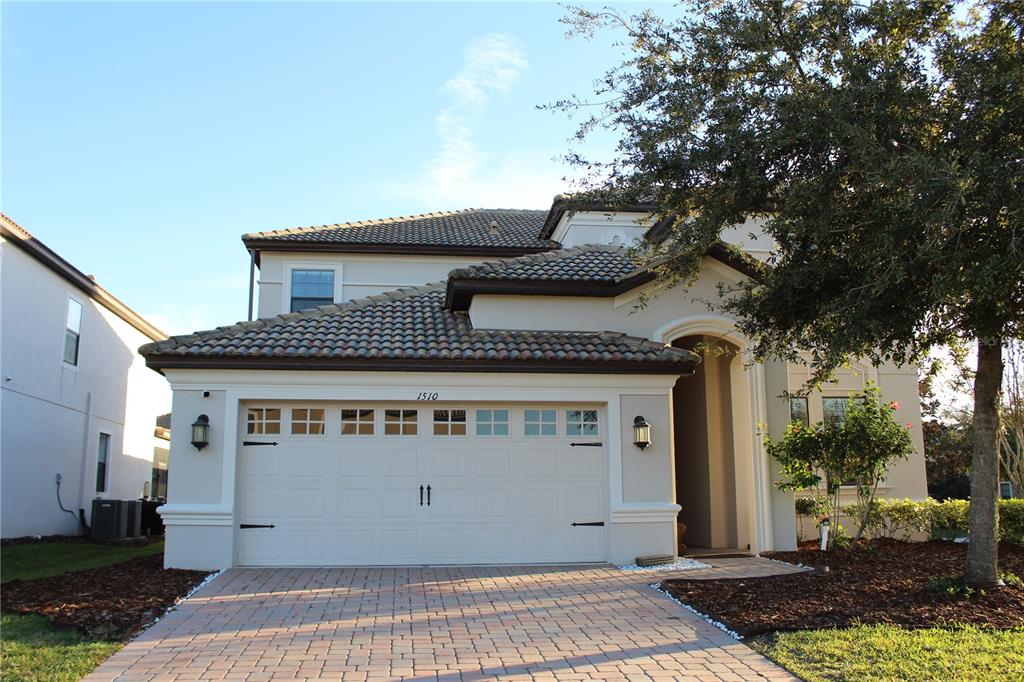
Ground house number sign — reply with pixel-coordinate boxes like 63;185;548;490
416;392;439;401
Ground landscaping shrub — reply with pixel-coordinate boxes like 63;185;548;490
824;498;1023;543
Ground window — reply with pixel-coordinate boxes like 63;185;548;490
151;447;168;499
63;298;83;365
524;409;557;437
476;409;509;436
247;408;281;434
290;269;334;312
95;433;110;493
384;409;417;436
822;397;850;427
433;409;467;436
341;409;375;435
291;408;325;435
789;397;809;426
566;409;599;436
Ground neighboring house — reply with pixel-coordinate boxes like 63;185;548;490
141;200;928;570
0;214;170;538
151;413;171;500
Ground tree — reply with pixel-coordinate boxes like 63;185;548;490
766;384;916;547
557;1;1023;585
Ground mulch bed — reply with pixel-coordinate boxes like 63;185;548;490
662;539;1024;637
2;554;209;638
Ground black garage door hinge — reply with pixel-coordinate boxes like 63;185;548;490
243;441;279;446
571;521;605;527
569;442;602;447
239;523;276;529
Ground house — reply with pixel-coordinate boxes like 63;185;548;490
140;200;928;570
0;214;171;538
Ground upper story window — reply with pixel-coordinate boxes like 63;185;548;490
63;298;83;366
566;409;599;436
789;397;809;426
822;397;850;427
290;269;334;312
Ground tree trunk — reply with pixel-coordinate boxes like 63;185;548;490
966;340;1004;587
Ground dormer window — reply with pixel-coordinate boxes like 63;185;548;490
290;269;334;312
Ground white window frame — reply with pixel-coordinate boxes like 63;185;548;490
524;409;558;437
565;409;600;437
475;408;510;437
62;296;84;369
95;431;111;494
341;408;375;436
246;407;282;435
282;262;343;314
384;408;418;436
290;407;326;436
432;408;467;436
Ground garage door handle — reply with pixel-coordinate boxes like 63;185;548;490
420;485;424;506
426;485;431;506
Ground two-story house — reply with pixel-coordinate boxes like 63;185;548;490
141;199;927;570
1;214;171;538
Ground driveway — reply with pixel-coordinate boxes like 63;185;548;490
85;563;798;681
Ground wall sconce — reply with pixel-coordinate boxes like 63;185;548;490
632;415;652;451
190;414;210;451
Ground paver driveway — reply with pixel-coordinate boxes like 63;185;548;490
86;564;798;681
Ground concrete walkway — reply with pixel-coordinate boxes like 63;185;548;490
86;559;803;681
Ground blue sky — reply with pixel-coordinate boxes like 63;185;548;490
2;2;660;334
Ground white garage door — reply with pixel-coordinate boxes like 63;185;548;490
236;403;608;566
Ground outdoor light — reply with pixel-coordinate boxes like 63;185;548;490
190;414;210;451
632;415;652;451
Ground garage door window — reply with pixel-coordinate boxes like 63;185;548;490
247;408;281;435
524;409;557;437
476;409;509;436
566;409;599;436
384;409;417;436
433;409;467;436
341;409;375;435
291;408;325;435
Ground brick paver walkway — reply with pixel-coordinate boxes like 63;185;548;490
86;560;803;681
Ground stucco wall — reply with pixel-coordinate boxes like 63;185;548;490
0;241;170;538
255;252;484;317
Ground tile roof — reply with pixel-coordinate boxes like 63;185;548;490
139;284;697;374
242;208;558;253
448;245;641;283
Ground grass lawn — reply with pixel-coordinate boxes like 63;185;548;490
0;613;121;682
1;540;163;583
750;624;1024;682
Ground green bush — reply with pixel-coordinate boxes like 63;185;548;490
795;496;830;518
817;497;1023;544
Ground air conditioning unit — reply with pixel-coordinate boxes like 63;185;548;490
91;499;126;539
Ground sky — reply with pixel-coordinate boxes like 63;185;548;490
2;1;662;335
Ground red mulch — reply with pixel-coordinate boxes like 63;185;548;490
2;554;209;638
662;539;1024;637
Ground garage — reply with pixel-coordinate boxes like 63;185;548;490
235;402;608;566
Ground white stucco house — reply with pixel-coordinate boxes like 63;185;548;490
1;214;171;538
141;199;928;570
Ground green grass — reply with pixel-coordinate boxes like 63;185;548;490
0;613;121;681
1;540;163;583
750;624;1024;682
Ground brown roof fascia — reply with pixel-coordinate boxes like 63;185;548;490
445;271;658;311
242;239;555;266
1;215;167;342
144;354;697;375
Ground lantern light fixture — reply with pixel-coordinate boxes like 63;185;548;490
190;414;210;451
632;415;652;451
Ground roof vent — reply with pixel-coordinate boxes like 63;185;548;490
488;219;499;236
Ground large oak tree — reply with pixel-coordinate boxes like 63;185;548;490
557;0;1023;585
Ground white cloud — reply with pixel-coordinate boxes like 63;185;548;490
411;34;566;208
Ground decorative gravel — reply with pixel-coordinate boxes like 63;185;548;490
617;556;712;572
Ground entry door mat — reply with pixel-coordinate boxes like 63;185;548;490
617;556;712;572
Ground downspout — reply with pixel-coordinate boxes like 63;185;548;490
247;248;256;321
78;391;92;523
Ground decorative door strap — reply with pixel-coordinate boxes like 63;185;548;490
239;523;276;529
569;442;602;447
571;521;605;527
242;441;279;446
